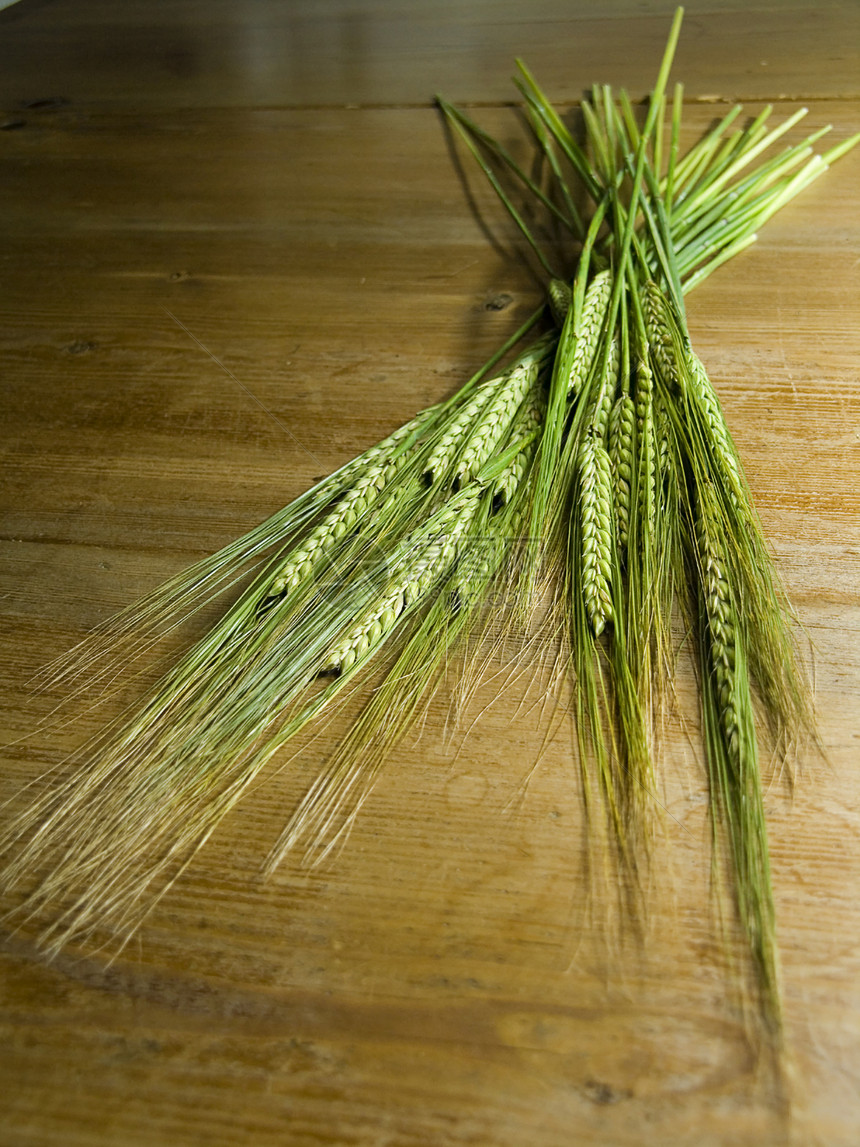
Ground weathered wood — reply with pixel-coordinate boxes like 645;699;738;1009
1;2;859;1145
0;0;858;108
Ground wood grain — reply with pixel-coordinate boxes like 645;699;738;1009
1;2;859;1145
1;0;858;108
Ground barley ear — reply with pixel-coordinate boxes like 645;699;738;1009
323;488;480;673
643;279;681;387
609;394;635;551
261;408;435;603
686;350;744;502
491;395;543;509
548;277;572;327
423;378;501;485
694;489;781;1030
634;351;657;538
695;501;740;760
453;359;539;488
451;506;524;610
586;334;620;441
578;434;614;636
568;270;613;396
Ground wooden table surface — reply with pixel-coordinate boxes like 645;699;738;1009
1;2;858;1144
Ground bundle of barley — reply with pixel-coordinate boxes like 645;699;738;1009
438;12;857;1031
1;8;854;1042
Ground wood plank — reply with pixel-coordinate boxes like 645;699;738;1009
1;3;859;1145
0;0;858;110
